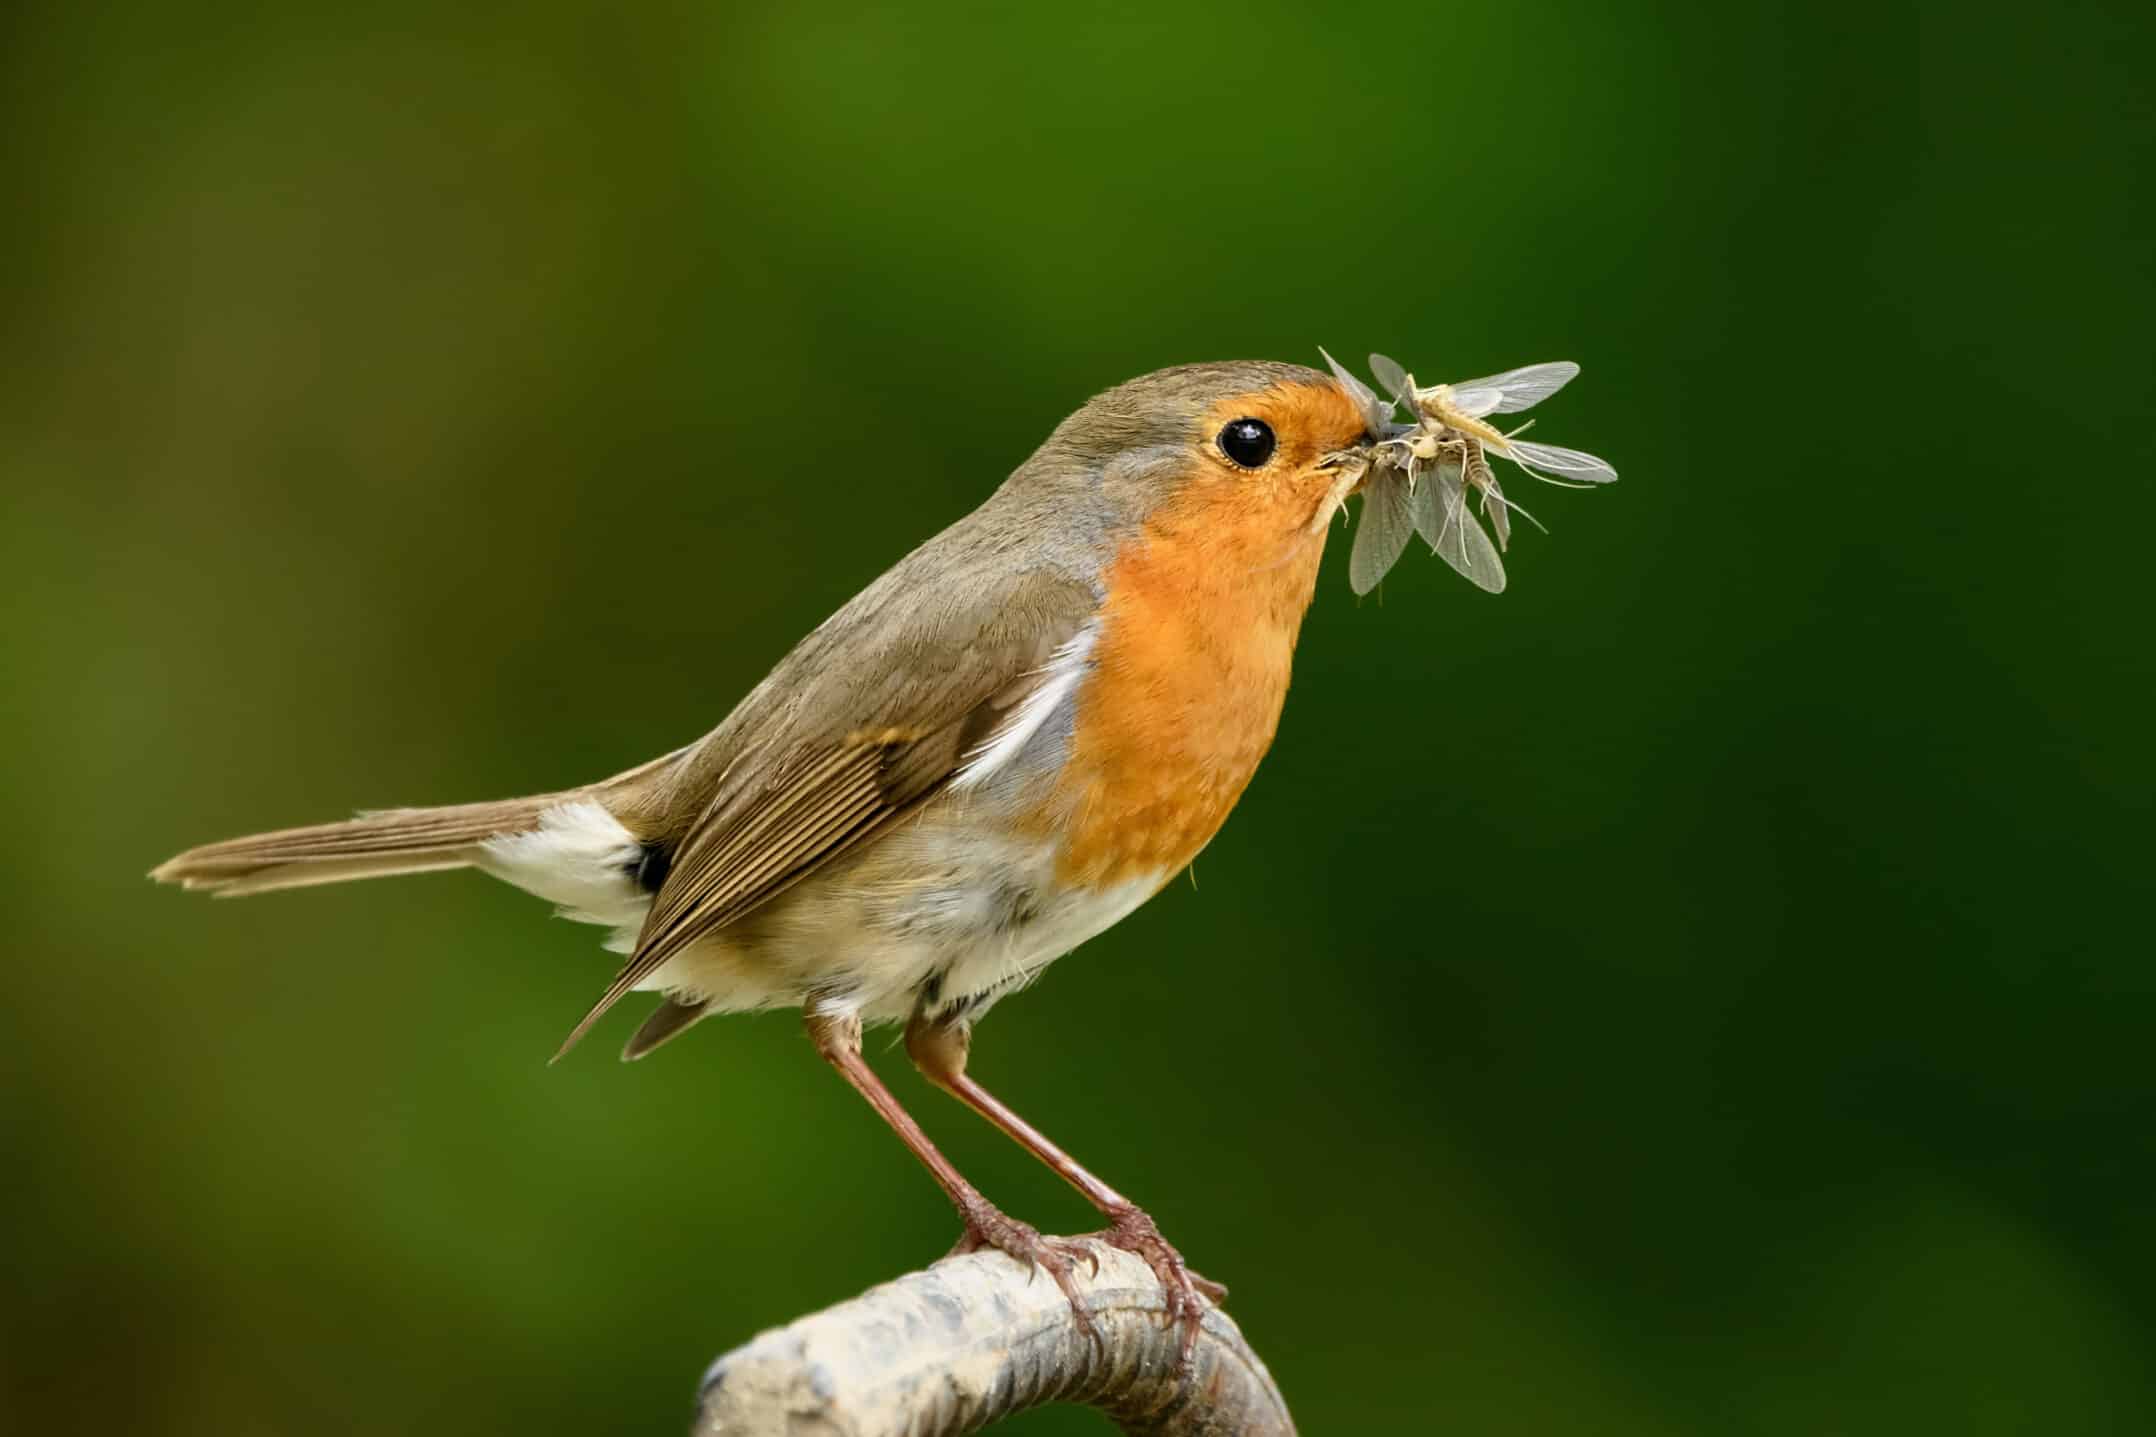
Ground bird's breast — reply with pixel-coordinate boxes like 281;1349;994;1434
1035;479;1328;888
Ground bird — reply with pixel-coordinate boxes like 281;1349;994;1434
153;358;1393;1356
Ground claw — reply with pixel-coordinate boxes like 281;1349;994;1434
949;1198;1104;1350
1085;1206;1222;1368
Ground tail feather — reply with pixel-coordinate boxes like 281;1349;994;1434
620;996;711;1061
152;795;565;897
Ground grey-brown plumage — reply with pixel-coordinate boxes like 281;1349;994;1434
621;996;709;1059
151;794;567;895
560;563;1099;1055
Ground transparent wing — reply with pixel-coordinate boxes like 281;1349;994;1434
1427;470;1506;594
1368;352;1416;407
1448;361;1581;415
1504;439;1618;484
1409;451;1465;551
1349;468;1418;596
1318;346;1393;431
1448;385;1506;419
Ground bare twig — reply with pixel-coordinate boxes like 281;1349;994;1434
694;1237;1295;1435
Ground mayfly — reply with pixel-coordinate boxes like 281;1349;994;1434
1322;348;1617;596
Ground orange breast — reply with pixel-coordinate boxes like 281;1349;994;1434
1044;471;1331;889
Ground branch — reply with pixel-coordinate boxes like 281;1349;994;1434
694;1237;1296;1435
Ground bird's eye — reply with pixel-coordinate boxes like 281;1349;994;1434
1217;417;1276;469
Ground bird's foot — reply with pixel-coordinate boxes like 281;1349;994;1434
946;1196;1102;1347
1083;1204;1224;1365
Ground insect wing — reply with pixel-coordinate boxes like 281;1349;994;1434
1367;352;1416;407
1449;361;1581;415
1408;450;1462;550
1349;467;1418;596
1506;439;1618;483
1318;346;1393;431
1447;385;1507;419
1428;470;1506;593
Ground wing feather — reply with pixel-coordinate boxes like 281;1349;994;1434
553;570;1095;1057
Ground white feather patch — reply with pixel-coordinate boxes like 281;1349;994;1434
477;800;650;943
950;622;1097;792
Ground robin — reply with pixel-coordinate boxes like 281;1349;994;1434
152;358;1401;1354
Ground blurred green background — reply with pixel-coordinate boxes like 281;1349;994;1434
5;1;2151;1432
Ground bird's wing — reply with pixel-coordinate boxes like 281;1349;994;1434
554;565;1098;1056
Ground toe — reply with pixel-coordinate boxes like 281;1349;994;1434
949;1206;1103;1348
1090;1206;1223;1364
1037;1243;1102;1348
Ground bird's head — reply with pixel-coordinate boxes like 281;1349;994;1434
1013;359;1385;548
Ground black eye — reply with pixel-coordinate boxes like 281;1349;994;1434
1217;417;1275;469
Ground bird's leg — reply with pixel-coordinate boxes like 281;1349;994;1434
803;1008;1097;1341
904;1013;1224;1362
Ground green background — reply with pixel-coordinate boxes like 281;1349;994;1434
5;2;2151;1432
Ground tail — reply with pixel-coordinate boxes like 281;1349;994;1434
151;794;569;898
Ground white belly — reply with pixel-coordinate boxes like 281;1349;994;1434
471;799;1165;1027
649;817;1163;1025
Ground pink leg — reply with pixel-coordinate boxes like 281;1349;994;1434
804;1010;1098;1341
905;1014;1224;1363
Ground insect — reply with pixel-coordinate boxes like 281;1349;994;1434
1323;350;1617;596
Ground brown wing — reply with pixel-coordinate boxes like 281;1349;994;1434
552;570;1095;1057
